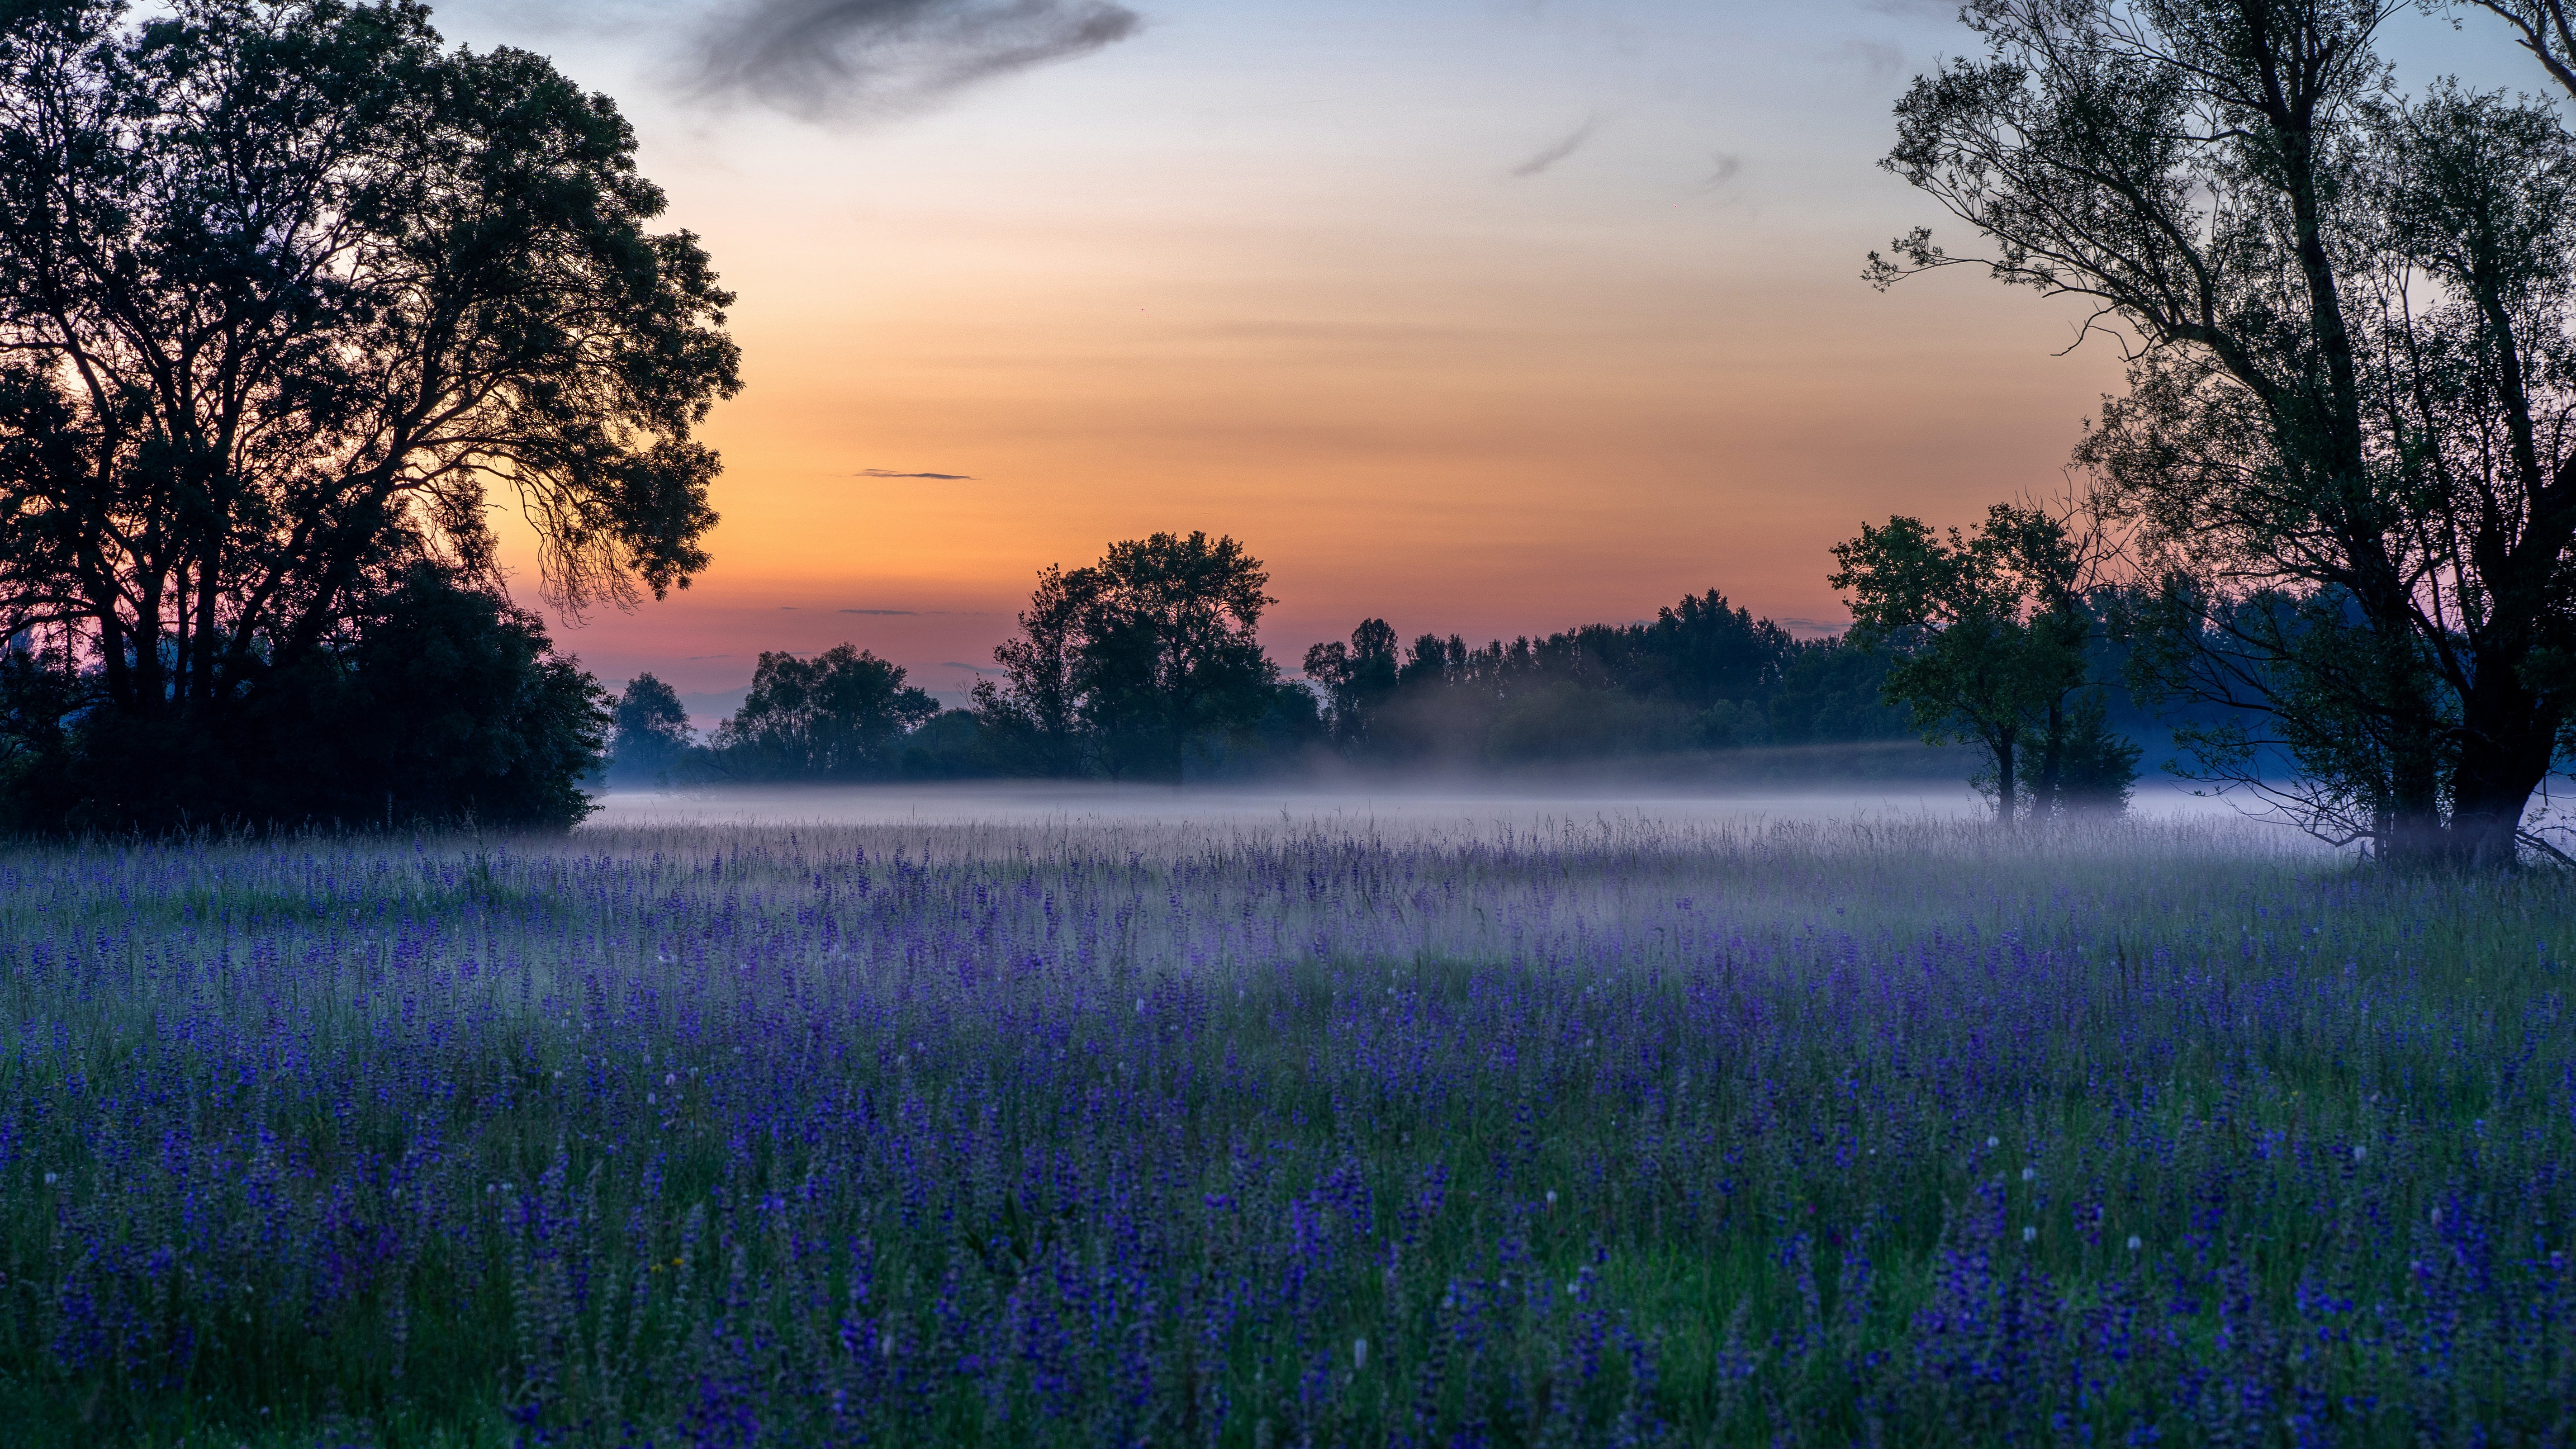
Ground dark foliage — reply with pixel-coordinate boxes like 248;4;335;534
975;533;1282;781
971;564;1089;777
714;645;938;781
4;567;605;832
1877;0;2576;862
607;673;696;784
0;0;736;832
1297;588;1923;770
1765;640;1910;745
1077;532;1279;781
1832;504;2141;823
898;708;990;780
1302;617;1399;750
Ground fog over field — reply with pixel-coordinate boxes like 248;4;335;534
586;777;2272;835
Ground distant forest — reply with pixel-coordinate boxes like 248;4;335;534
607;539;2163;790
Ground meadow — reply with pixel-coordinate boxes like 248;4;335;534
1;804;2571;1446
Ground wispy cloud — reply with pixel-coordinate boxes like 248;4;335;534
857;467;977;480
691;0;1142;119
1700;151;1743;191
941;660;1002;672
841;608;918;615
1508;115;1603;179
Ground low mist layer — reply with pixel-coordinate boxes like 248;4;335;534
582;775;2266;835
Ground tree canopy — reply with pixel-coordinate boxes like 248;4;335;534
0;0;737;829
607;672;693;784
714;645;937;781
1876;0;2576;864
1832;504;2139;823
977;532;1280;782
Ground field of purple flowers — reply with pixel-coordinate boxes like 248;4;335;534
1;812;2571;1446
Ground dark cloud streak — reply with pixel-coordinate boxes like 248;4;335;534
1508;116;1603;179
856;467;977;479
692;0;1142;118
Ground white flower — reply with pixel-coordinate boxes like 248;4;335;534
2021;1167;2037;1182
647;1093;656;1105
43;1172;57;1185
2126;1236;2141;1252
1545;1190;1557;1208
1986;1136;2000;1149
2022;1226;2036;1243
2353;1145;2367;1163
1352;1336;1369;1370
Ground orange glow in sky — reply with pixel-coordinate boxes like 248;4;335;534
451;0;2519;713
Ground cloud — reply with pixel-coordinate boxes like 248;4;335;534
1699;151;1743;191
941;660;1002;672
841;608;918;615
692;0;1143;119
856;467;977;480
1508;115;1603;179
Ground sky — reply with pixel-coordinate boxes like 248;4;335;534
434;0;2540;716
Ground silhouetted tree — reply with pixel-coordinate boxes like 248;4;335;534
2055;689;2144;814
1318;589;1848;766
971;564;1089;776
1303;619;1399;748
7;565;607;831
1077;533;1278;781
1644;590;1798;706
1766;639;1911;745
899;709;992;780
1484;682;1693;764
1833;505;2135;825
0;0;737;830
716;646;937;781
609;674;696;784
1877;0;2576;863
977;533;1281;781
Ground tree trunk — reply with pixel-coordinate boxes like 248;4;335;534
2035;696;2064;823
2448;668;2563;868
2361;622;2453;868
1994;729;2017;829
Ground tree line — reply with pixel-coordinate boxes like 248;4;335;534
607;528;2149;812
